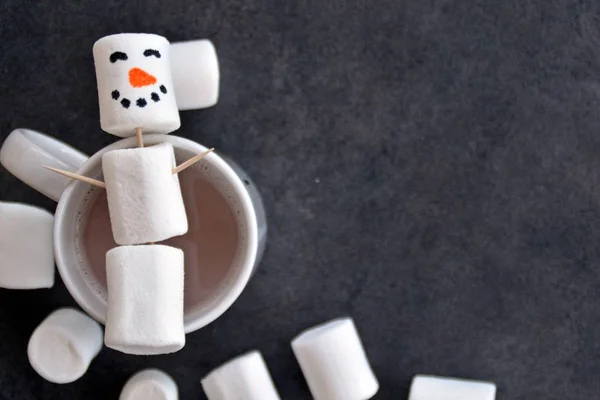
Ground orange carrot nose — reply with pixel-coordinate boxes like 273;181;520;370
128;68;157;88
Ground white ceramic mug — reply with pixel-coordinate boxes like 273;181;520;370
0;128;267;333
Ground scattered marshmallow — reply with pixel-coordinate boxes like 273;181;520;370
28;308;103;384
201;350;281;400
291;317;379;400
0;128;88;201
102;143;188;245
0;202;54;289
170;39;219;110
120;369;178;400
104;244;185;355
93;33;181;137
409;375;497;400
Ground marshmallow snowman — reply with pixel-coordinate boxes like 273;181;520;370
86;33;212;355
0;31;219;364
94;34;188;355
44;32;216;355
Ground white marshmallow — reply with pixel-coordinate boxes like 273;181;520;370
120;369;179;400
102;143;188;245
93;33;180;137
201;351;281;400
104;244;185;355
0;202;54;289
0;128;88;202
170;39;219;110
291;317;379;400
409;375;497;400
28;308;103;384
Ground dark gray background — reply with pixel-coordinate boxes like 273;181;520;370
0;0;598;398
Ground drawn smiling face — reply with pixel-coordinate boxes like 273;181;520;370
93;33;181;137
109;48;169;109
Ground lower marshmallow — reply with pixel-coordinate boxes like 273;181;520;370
0;202;54;289
409;375;497;400
102;143;188;245
28;308;103;384
170;39;219;110
104;245;185;355
201;351;281;400
120;369;179;400
291;317;379;400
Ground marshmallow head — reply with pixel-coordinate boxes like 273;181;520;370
93;33;181;137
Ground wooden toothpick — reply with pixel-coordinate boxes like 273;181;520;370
136;127;144;148
44;166;106;189
172;148;215;174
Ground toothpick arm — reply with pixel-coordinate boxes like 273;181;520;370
44;166;106;189
172;148;214;174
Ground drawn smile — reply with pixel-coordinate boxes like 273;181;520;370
111;84;168;109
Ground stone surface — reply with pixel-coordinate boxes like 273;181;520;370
1;0;599;398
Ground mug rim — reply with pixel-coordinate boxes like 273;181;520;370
54;134;258;333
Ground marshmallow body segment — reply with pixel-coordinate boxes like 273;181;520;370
28;308;103;383
93;33;180;136
291;317;379;400
120;369;179;400
170;39;219;110
409;375;496;400
104;245;185;355
0;202;54;289
102;143;187;245
201;351;281;400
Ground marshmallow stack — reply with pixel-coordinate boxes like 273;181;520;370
119;369;179;400
92;33;190;355
104;245;185;355
102;143;187;245
28;308;103;384
0;202;54;289
291;317;379;400
201;351;281;400
408;375;497;400
93;33;180;137
170;39;219;110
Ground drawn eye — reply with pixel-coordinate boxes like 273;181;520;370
143;49;161;58
110;51;128;63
